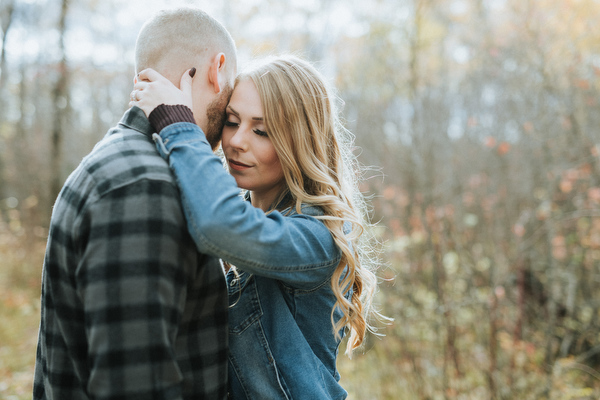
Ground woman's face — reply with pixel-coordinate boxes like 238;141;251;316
222;79;285;210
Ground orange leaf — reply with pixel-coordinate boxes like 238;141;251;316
383;186;395;200
484;136;496;148
588;187;600;203
552;235;565;246
576;79;590;90
513;224;525;237
560;180;573;193
497;142;510;155
523;121;534;133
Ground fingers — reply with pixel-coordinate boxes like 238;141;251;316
179;68;195;97
130;81;150;103
128;87;147;114
129;67;194;116
130;89;140;102
136;68;162;83
132;81;149;91
129;87;146;110
129;90;139;109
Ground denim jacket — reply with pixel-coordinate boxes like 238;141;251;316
153;120;348;399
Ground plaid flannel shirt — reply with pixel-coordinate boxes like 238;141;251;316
33;107;228;400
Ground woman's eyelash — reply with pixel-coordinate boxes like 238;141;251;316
224;120;267;137
253;129;268;137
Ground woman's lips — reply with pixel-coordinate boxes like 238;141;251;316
228;159;251;171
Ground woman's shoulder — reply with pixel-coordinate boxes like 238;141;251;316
281;201;352;236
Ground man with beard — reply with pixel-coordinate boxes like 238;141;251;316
33;8;236;400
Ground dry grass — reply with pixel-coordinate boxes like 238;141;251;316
8;219;596;400
0;225;44;400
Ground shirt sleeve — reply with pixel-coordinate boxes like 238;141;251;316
75;178;189;399
152;122;342;289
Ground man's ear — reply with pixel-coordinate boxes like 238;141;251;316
208;53;227;94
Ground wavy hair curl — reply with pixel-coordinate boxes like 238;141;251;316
237;55;382;355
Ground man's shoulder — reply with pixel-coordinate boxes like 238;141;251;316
74;125;174;197
49;123;183;242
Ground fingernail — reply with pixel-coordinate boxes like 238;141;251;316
189;67;196;78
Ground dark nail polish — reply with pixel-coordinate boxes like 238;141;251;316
189;67;196;78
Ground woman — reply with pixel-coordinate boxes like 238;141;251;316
131;55;381;399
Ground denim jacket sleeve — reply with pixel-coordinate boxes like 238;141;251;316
153;122;342;289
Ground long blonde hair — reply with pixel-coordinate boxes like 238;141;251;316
237;55;380;355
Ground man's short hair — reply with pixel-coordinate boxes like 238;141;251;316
135;8;236;77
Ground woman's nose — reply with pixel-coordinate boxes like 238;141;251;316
229;126;249;151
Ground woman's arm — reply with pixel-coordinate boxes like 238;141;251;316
130;68;341;288
155;122;341;288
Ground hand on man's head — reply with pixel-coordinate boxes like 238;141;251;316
130;68;195;118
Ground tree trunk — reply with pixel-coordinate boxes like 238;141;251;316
50;0;70;202
0;0;15;197
0;0;14;90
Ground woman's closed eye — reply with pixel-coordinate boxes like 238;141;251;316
224;117;268;137
253;129;268;137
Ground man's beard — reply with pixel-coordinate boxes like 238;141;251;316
204;84;233;150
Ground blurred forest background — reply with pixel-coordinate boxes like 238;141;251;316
1;0;600;399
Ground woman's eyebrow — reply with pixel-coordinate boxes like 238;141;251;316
227;105;263;121
227;105;240;116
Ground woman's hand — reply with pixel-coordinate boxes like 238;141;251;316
129;67;196;117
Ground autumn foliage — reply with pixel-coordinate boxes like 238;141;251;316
2;0;600;399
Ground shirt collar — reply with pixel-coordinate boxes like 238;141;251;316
117;106;154;140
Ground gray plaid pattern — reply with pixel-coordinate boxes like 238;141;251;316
33;107;228;400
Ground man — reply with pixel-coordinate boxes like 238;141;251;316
33;8;237;400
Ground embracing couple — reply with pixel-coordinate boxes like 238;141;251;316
33;7;380;400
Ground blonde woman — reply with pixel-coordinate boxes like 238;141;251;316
131;55;380;399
